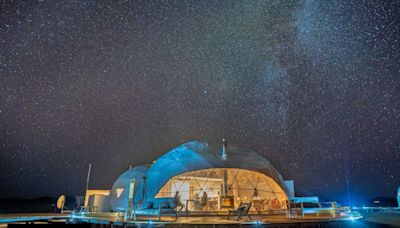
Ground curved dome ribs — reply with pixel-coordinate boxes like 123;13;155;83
145;141;288;200
155;168;288;211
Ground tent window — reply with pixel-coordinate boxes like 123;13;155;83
128;179;135;208
155;168;287;213
116;188;124;198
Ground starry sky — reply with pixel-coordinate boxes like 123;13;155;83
1;0;399;203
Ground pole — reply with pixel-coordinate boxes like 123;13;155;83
223;170;228;196
86;163;92;192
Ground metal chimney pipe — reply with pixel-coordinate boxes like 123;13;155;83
221;138;227;160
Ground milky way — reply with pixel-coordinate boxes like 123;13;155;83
1;0;399;203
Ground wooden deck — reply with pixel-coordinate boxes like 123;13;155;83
0;213;67;224
0;212;360;226
70;213;359;226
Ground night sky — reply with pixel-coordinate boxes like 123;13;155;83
1;0;399;204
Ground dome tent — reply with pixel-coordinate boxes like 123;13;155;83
144;141;288;201
109;165;148;211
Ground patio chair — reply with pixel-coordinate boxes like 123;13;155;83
227;202;252;220
117;198;178;222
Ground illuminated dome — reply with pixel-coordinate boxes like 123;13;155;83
144;141;289;211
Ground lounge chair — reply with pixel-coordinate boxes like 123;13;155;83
227;202;252;220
